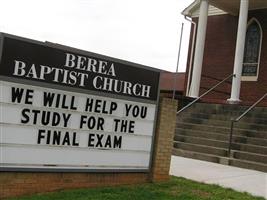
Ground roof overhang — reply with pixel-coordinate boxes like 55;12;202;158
182;0;201;17
182;0;267;17
209;0;267;15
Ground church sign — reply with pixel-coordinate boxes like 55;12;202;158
0;33;160;172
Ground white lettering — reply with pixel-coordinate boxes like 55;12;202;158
13;60;26;76
39;65;52;80
93;76;103;89
26;64;38;79
76;56;87;70
64;53;76;68
107;63;116;76
93;76;151;98
64;53;116;77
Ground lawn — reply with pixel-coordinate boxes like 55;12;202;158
8;177;265;200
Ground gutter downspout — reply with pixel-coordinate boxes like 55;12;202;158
184;15;196;96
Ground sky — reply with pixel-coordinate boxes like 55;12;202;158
0;0;194;72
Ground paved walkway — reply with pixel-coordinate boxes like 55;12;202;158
170;156;267;199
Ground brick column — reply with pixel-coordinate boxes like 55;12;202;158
150;97;178;182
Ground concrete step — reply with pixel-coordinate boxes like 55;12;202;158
183;106;243;115
175;102;267;172
176;128;267;147
189;103;247;112
176;122;267;139
172;148;224;164
174;134;229;149
233;151;267;164
183;107;267;120
229;159;267;173
239;111;267;119
176;122;231;134
178;117;267;132
176;128;229;140
232;143;267;155
173;141;228;157
188;103;267;114
178;112;267;125
174;134;267;155
234;136;267;147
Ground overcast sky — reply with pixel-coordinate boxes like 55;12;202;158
0;0;194;72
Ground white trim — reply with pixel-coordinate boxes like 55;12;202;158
241;18;263;82
185;17;197;96
228;0;249;103
191;5;228;17
189;0;209;97
241;76;258;81
182;0;267;17
182;0;200;17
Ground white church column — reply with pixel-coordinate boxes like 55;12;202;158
228;0;249;103
189;0;209;98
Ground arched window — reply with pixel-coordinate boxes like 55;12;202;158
242;18;262;81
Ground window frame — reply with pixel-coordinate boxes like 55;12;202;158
241;18;263;82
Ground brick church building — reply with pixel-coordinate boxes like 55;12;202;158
183;0;267;106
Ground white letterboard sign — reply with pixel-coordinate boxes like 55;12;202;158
0;33;160;172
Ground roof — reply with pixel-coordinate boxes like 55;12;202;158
159;71;185;92
182;0;200;17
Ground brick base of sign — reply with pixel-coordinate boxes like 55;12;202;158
0;172;148;198
0;97;178;199
150;97;178;182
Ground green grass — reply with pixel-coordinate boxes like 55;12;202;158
8;176;265;200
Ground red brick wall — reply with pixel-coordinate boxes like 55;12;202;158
186;9;267;106
241;9;267;106
0;173;148;199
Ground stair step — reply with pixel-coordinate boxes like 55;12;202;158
174;134;267;155
178;117;267;131
176;122;267;139
176;122;231;134
233;151;267;164
174;135;229;149
173;141;227;157
233;136;267;147
178;112;267;125
176;128;229;140
189;103;247;112
176;128;267;147
230;159;267;173
172;148;222;163
188;103;267;115
232;143;267;155
182;108;267;120
175;102;267;172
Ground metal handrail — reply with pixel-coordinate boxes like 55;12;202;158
202;74;233;85
177;74;235;114
228;92;267;156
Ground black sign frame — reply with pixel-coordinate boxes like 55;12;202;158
0;33;160;102
0;32;161;173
